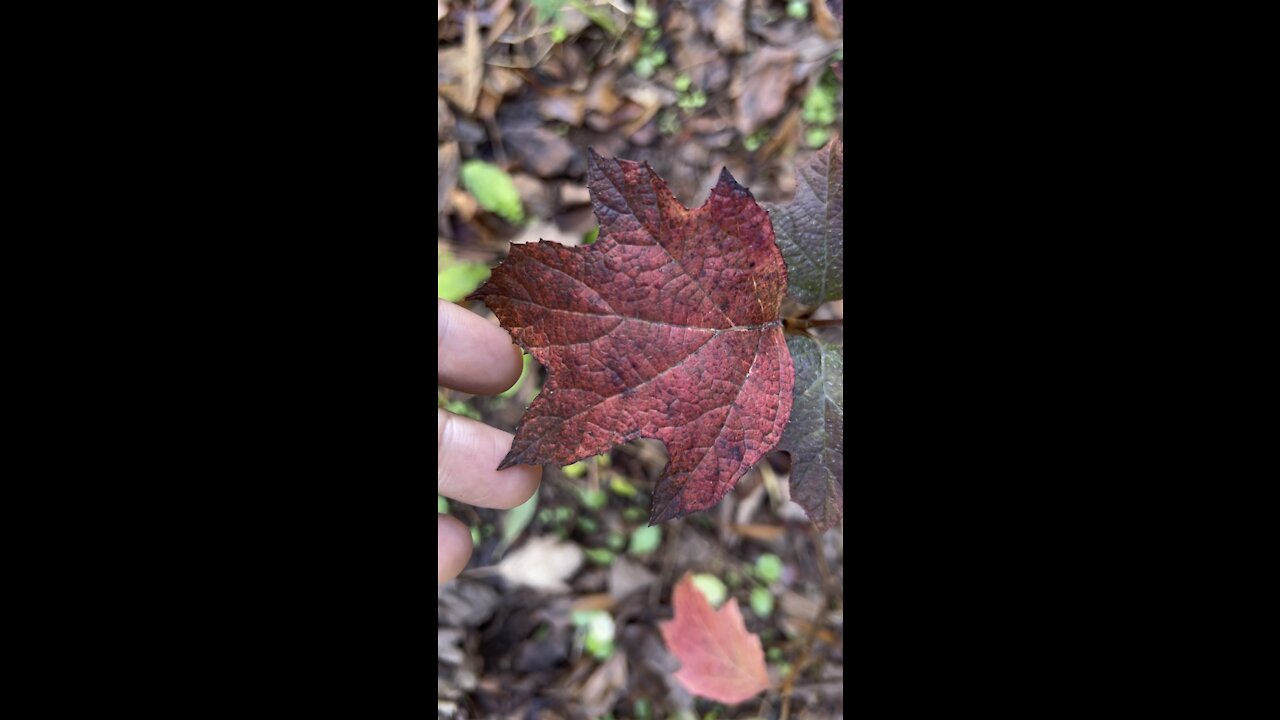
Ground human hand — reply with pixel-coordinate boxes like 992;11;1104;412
438;298;542;583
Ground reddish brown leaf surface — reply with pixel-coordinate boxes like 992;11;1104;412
472;149;793;523
659;573;769;705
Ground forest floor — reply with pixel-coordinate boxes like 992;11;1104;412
439;2;843;718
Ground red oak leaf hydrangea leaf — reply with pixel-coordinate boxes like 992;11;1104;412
660;573;769;704
472;149;793;524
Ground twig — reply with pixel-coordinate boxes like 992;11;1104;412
587;453;600;494
780;531;831;720
649;520;680;606
811;527;833;588
758;461;784;509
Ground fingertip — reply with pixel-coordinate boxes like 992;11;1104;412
505;343;526;391
438;514;473;583
438;409;544;509
438;299;525;395
507;463;543;507
496;339;525;392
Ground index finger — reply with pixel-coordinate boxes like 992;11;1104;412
438;298;523;395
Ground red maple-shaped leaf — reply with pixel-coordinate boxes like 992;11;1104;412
472;149;793;523
660;573;770;704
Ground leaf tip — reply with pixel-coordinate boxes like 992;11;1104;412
586;145;606;169
648;493;686;525
712;166;753;202
496;448;528;471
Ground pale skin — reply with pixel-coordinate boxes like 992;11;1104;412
438;299;543;583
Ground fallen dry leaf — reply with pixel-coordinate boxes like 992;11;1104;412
693;0;747;54
438;142;459;215
736;46;798;135
608;556;656;600
505;125;576;177
538;92;588;126
660;573;769;704
495;536;583;593
438;12;483;114
579;651;627;717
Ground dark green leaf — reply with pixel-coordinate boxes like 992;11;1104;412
766;138;843;306
777;336;843;531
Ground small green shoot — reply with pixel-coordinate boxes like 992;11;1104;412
438;261;490;302
497;491;538;557
750;587;774;617
677;90;707;110
657;110;679;135
755;553;783;583
806;127;831;148
585;547;614;565
498;354;534;399
634;56;655;79
578;487;608;510
634;0;657;29
440;394;482;420
691;574;727;608
632;10;666;78
533;0;567;23
572;610;616;659
802;75;839;126
629;525;662;555
608;475;638;497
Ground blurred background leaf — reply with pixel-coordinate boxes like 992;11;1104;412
438;247;491;301
460;160;525;223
